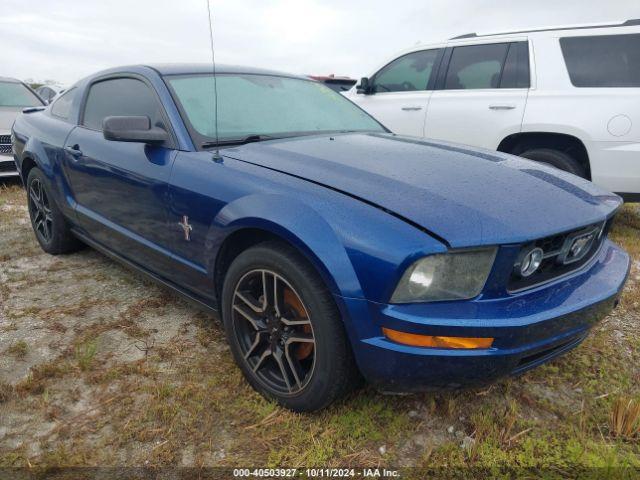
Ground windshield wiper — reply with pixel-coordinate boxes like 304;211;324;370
200;130;377;149
201;134;277;148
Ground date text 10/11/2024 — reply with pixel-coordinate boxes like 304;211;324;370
232;468;401;478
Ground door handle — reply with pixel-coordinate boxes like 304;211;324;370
401;106;423;111
489;104;516;110
64;144;83;158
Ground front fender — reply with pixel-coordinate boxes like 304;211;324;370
209;193;363;299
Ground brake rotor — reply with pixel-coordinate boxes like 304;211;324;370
283;287;314;360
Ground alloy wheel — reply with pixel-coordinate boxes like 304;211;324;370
231;269;316;396
28;178;53;243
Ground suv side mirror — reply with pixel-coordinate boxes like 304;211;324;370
103;116;168;144
356;77;372;95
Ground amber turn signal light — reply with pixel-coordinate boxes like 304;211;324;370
382;328;494;349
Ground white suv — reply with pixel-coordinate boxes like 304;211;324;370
346;20;640;200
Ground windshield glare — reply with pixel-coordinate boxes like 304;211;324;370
0;82;43;107
167;74;384;143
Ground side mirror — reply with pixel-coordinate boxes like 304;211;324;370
103;116;168;144
356;77;372;95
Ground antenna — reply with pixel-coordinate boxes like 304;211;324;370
205;0;221;160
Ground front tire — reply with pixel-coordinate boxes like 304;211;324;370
26;167;82;254
221;241;359;412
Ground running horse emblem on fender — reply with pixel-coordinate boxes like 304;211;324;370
178;215;193;241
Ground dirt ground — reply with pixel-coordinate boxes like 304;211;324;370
1;179;639;475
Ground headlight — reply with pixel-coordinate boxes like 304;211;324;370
390;248;497;303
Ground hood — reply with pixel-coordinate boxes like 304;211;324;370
224;133;621;248
0;107;23;133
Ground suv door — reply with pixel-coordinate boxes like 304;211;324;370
63;76;177;275
350;49;443;137
424;41;529;149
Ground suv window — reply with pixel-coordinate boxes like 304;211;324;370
372;49;440;93
560;34;640;87
444;43;509;89
51;88;76;120
500;42;530;88
82;77;166;131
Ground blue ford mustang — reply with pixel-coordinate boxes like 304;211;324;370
11;64;629;411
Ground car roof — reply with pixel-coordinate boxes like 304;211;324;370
144;63;307;80
0;77;22;83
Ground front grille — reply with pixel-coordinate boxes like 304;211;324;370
0;134;10;155
508;217;614;292
0;160;17;173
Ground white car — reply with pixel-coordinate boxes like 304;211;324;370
1;77;45;177
346;19;640;201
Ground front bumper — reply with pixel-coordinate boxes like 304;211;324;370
0;154;19;178
340;239;629;391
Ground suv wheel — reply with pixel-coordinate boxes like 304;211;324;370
26;167;83;254
221;241;359;412
519;148;586;178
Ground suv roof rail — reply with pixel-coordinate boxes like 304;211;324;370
450;18;640;40
450;33;477;39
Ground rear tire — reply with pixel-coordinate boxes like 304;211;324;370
26;167;83;255
221;241;359;412
519;148;586;178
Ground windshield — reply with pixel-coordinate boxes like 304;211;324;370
0;81;43;107
166;74;384;144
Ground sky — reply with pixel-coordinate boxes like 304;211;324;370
2;0;639;86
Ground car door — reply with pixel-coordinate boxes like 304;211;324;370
424;41;530;149
349;49;443;137
63;76;178;276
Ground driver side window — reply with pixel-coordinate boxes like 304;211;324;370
82;77;166;132
372;49;440;93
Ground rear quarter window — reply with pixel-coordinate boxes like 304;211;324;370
51;88;77;120
560;34;640;87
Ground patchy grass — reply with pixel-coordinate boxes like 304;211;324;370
6;341;28;359
0;182;639;472
75;340;98;371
